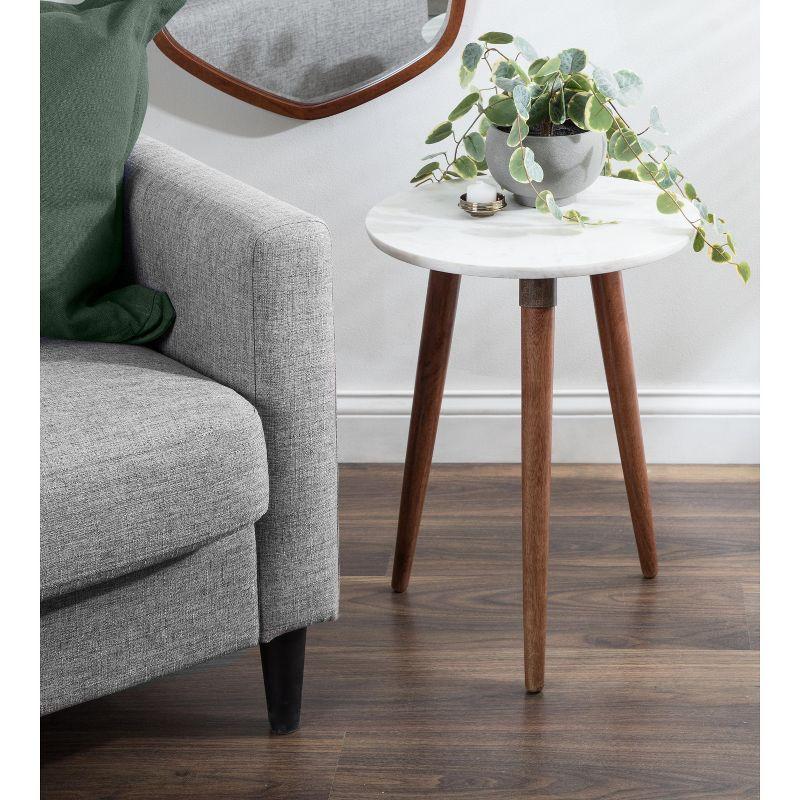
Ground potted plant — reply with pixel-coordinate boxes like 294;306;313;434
411;32;750;282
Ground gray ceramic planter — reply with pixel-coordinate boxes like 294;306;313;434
485;125;606;206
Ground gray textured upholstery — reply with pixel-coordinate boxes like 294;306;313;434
124;136;339;642
40;339;270;601
167;0;430;103
41;526;259;714
41;136;338;714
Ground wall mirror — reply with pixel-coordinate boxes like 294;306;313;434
156;0;466;119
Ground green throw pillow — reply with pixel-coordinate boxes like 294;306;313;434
40;0;185;343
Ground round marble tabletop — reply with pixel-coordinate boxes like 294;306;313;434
365;176;695;280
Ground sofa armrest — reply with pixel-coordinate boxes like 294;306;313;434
123;135;338;641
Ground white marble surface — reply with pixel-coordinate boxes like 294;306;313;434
365;177;695;279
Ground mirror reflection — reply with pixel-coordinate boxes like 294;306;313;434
166;0;452;105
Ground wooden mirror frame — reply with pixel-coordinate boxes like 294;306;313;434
154;0;467;120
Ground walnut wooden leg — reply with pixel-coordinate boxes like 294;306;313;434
520;278;556;693
590;271;658;578
391;270;461;593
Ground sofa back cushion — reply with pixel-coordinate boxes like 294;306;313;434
40;0;185;343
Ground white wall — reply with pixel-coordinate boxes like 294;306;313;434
143;0;760;463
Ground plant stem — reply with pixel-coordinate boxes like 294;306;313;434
484;46;513;62
432;110;485;181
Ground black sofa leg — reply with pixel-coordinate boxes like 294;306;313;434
259;627;307;734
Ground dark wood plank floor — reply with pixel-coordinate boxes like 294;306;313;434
42;465;759;799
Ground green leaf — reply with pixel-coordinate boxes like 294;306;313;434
614;69;643;106
617;169;639;181
532;72;556;88
562;209;585;225
692;199;709;222
585;95;613;131
507;117;529;146
425;121;453;144
494;60;517;80
609;128;642;161
478;31;514;44
458;65;474;89
653;163;674;189
737;261;751;283
448;92;480;121
535;190;552;213
535;56;561;79
452;155;478;180
509;146;543;183
638;137;656;154
636;163;659;182
511;61;531;83
410;162;439;182
534;191;563;219
559;48;587;74
593;67;620;99
649;105;667;134
484;95;517;126
692;227;705;252
710;244;731;262
478;115;491;136
565;73;593;92
549;90;567;124
422;151;446;160
656;192;683;214
462;43;482;71
685;182;698;201
528;92;550;125
494;76;522;94
528;57;547;77
546;192;563;220
464;131;486;162
726;233;736;254
567;92;590;129
510;59;531;82
512;84;532;119
514;36;538;61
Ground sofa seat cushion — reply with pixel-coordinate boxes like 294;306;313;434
40;339;270;601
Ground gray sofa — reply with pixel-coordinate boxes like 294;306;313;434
40;136;339;733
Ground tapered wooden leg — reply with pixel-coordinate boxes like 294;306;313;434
260;627;306;734
520;278;556;693
590;271;658;578
391;270;461;593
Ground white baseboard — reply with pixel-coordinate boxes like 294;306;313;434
336;390;760;463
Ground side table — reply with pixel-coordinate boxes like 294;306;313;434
365;176;693;692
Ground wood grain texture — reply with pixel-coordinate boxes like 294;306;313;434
591;271;659;578
154;0;466;119
42;465;759;800
392;271;461;593
520;305;555;692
